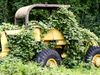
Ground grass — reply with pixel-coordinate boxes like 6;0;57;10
0;58;100;75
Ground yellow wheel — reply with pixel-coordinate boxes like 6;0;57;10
46;58;57;67
85;46;100;67
36;49;62;67
92;54;100;67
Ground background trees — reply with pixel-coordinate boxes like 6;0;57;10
0;0;100;36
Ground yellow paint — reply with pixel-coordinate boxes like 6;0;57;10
46;58;57;67
43;28;66;45
61;53;67;58
92;54;100;67
0;27;66;59
56;40;66;45
5;30;22;35
90;39;99;46
0;28;66;59
0;32;9;58
33;26;41;41
0;30;22;58
55;45;63;48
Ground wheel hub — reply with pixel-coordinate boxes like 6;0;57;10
46;58;57;67
92;54;100;67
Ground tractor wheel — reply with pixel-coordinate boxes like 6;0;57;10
85;46;100;67
36;49;62;67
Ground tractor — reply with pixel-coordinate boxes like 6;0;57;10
0;4;100;67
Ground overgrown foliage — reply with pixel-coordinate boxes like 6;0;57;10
42;7;99;67
0;7;99;67
8;30;47;61
0;0;99;38
0;23;47;61
48;7;98;41
0;57;99;75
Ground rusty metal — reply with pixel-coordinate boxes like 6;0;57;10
15;4;70;25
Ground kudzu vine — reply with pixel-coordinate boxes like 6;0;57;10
0;7;99;67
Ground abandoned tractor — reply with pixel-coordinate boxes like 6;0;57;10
0;4;100;67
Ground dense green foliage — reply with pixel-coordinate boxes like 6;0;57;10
41;7;99;67
0;7;99;68
0;1;100;74
0;23;48;61
8;30;46;61
0;57;100;75
0;0;99;36
48;7;98;41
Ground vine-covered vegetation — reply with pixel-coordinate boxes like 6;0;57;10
0;1;100;74
39;7;99;67
0;57;100;75
0;0;99;37
0;7;99;67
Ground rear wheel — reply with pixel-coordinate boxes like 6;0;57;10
36;49;62;67
85;46;100;67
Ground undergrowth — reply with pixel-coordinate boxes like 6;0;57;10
0;57;99;75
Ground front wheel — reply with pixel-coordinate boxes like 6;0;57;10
36;49;62;67
85;46;100;67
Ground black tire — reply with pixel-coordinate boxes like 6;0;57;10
36;49;62;67
85;46;100;63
